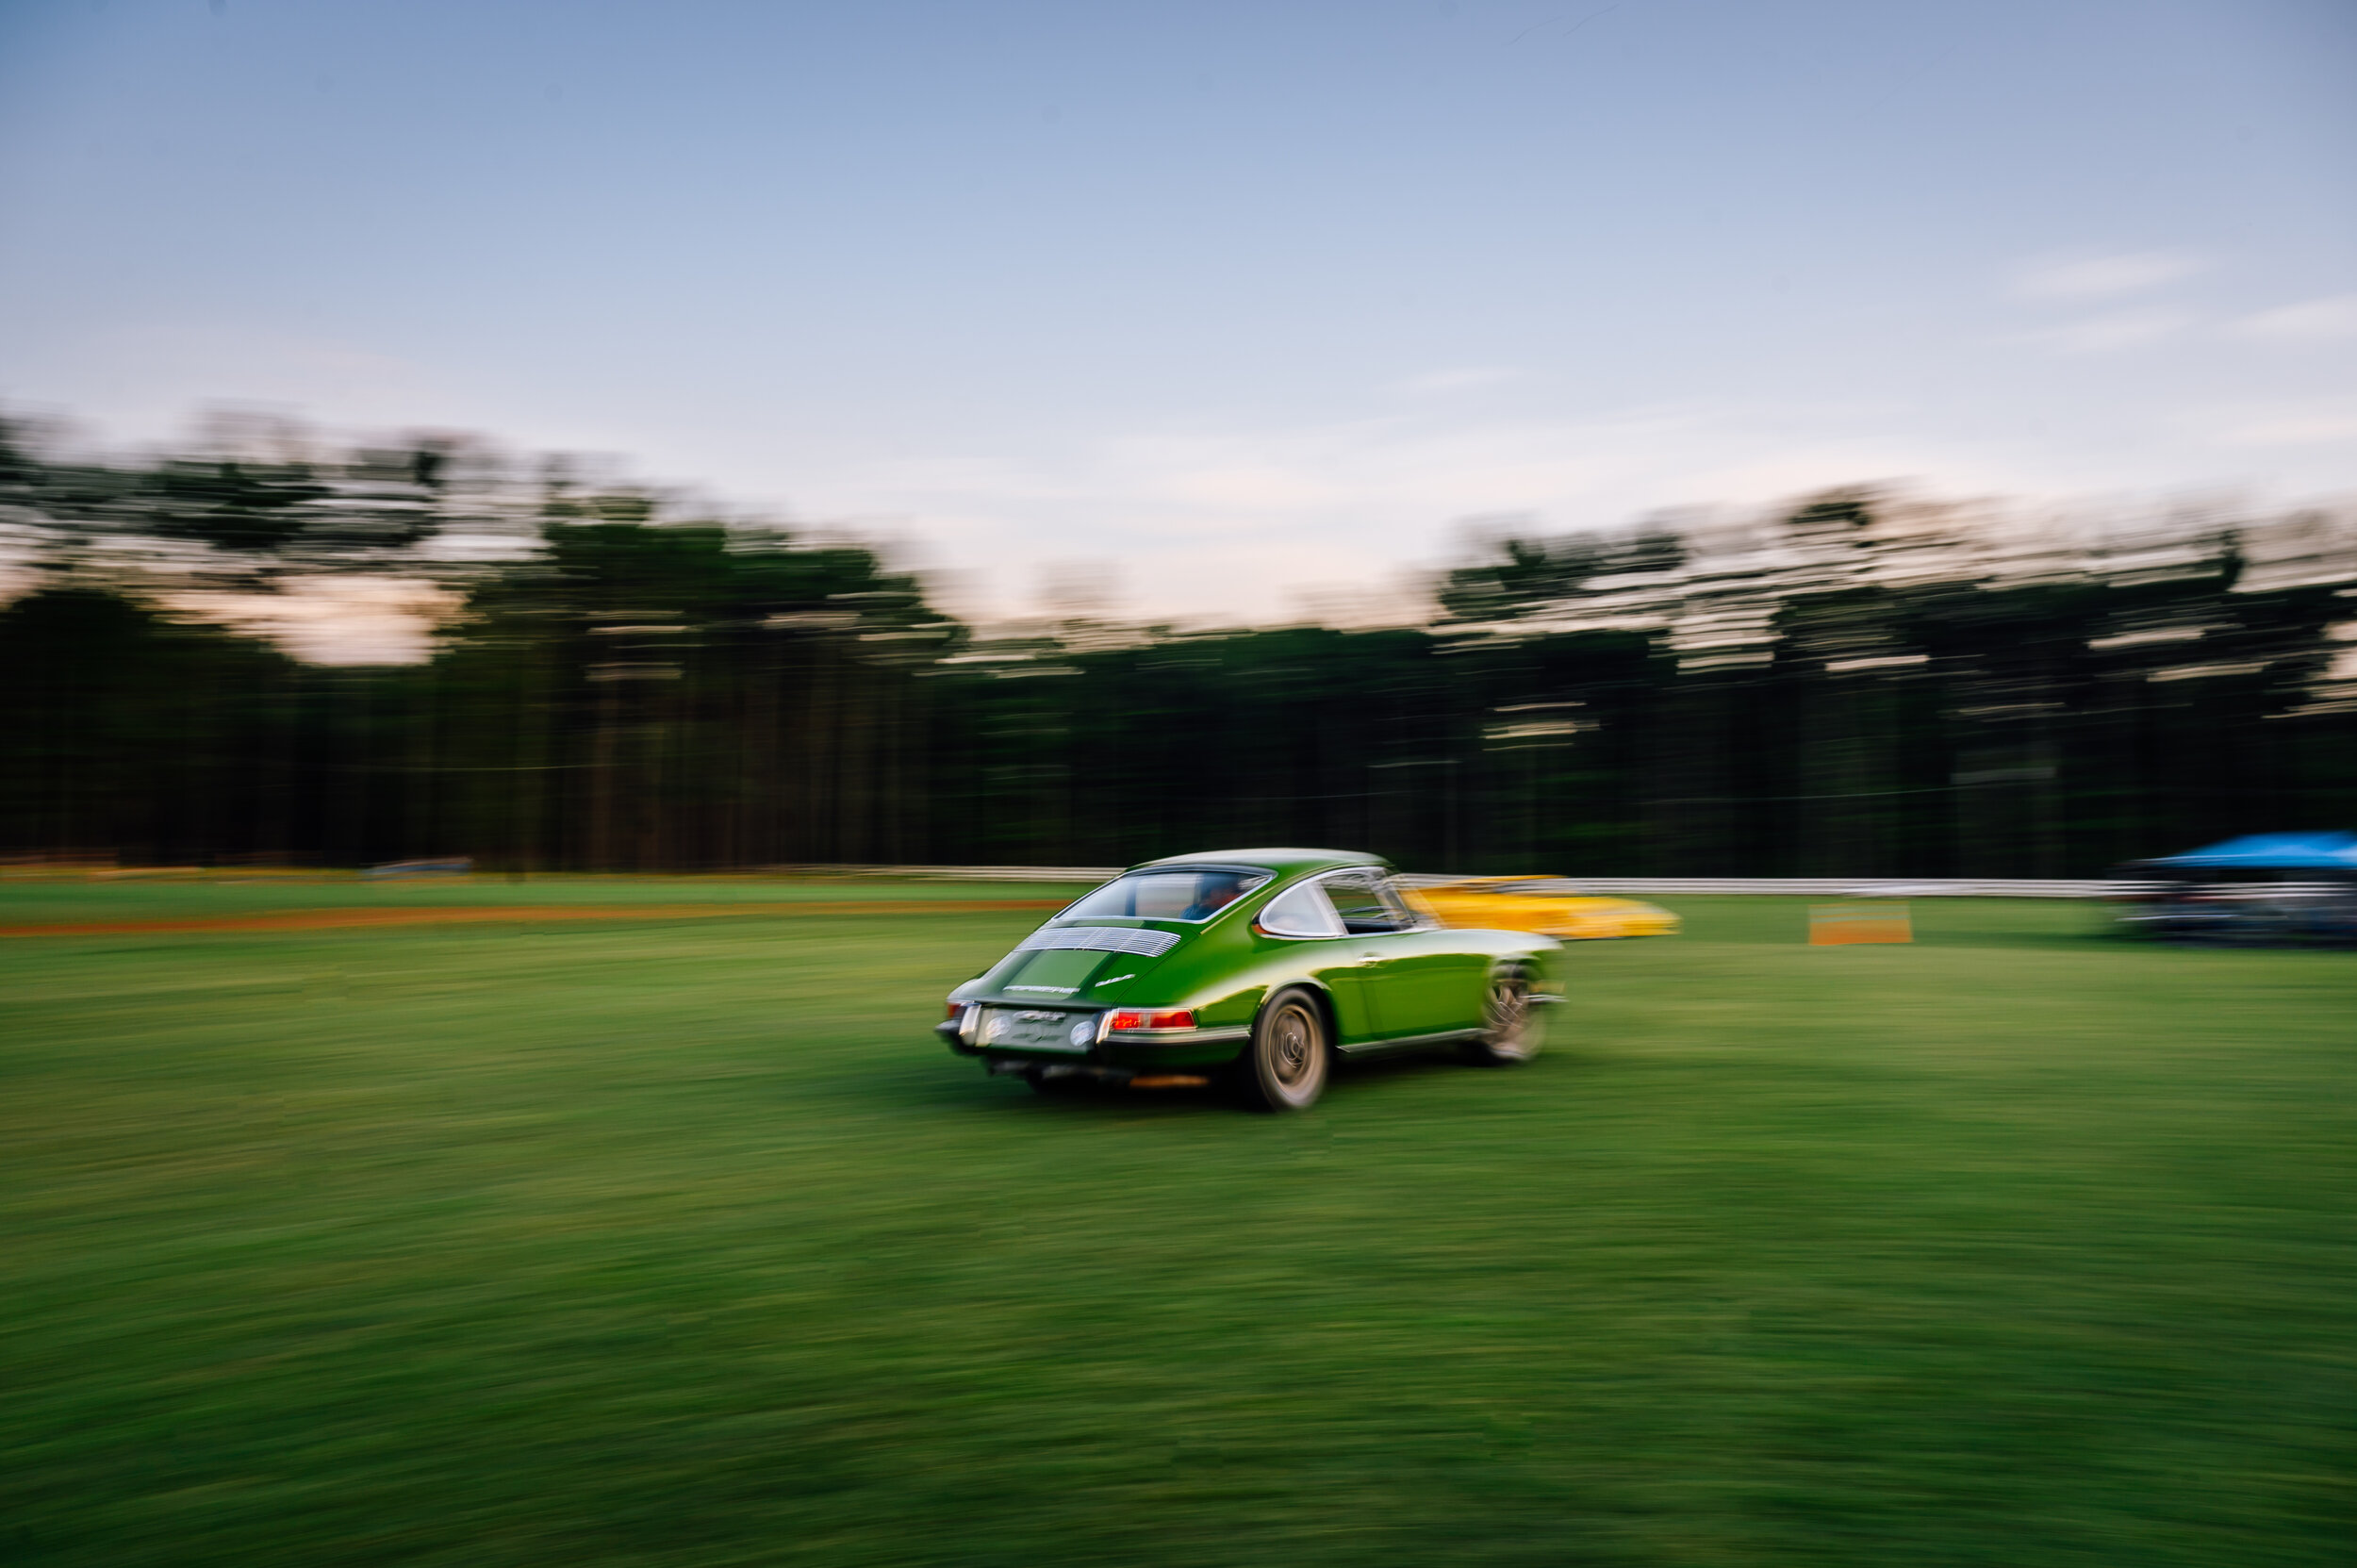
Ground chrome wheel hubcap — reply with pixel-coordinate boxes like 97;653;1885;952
1489;977;1530;1054
1271;1004;1316;1087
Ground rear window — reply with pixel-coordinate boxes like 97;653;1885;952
1058;867;1271;923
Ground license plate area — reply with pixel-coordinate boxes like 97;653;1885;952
980;1007;1096;1052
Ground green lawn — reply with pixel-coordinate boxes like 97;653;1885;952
3;890;2351;1565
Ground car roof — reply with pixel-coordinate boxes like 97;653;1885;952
1129;847;1389;879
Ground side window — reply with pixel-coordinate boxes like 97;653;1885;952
1258;879;1346;938
1324;871;1412;934
1376;874;1424;927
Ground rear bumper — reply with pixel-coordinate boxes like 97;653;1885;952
992;1039;1248;1071
940;1020;1250;1070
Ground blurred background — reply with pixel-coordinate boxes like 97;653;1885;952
2;0;2352;875
5;427;2353;875
8;11;2357;1564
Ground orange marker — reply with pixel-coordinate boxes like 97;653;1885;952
1809;902;1913;945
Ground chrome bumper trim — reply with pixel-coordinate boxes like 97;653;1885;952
1103;1024;1250;1047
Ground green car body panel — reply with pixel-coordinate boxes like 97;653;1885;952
936;848;1564;1076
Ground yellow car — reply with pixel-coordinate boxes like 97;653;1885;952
1406;877;1682;940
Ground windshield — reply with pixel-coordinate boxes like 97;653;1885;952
1057;867;1271;924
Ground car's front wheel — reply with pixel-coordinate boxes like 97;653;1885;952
1236;987;1329;1111
1464;966;1544;1065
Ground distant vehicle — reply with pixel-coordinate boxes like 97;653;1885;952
2112;832;2357;946
939;849;1564;1111
1406;877;1681;941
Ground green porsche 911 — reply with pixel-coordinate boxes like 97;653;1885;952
937;848;1564;1110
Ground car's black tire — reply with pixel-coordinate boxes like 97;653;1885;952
1463;965;1544;1065
1236;987;1329;1112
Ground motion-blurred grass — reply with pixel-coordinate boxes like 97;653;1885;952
3;891;2351;1565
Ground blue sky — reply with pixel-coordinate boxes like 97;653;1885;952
3;0;2351;623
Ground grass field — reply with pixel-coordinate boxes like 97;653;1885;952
4;887;2352;1565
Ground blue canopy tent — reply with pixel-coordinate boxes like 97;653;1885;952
2144;832;2357;871
2118;832;2357;944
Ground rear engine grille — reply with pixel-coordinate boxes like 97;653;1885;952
1015;925;1180;957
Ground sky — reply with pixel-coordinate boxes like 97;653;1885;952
2;0;2352;628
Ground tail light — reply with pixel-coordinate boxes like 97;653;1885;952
1106;1009;1195;1032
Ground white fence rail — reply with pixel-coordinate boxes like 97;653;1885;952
1460;878;2137;900
809;865;2142;898
776;864;1128;883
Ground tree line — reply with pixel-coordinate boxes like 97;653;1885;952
3;416;2351;876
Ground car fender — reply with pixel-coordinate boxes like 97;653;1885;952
1523;939;1570;1002
1223;978;1341;1069
1253;975;1341;1051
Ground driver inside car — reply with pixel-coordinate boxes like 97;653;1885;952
1183;882;1244;920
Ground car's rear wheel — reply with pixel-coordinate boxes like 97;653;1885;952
1237;987;1328;1111
1464;966;1543;1065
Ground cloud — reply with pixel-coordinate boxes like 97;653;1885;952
1388;365;1525;396
2230;294;2357;343
2012;251;2205;301
2202;403;2357;448
790;404;2050;626
2017;309;2190;355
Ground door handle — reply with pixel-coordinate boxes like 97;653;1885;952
1352;952;1381;966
